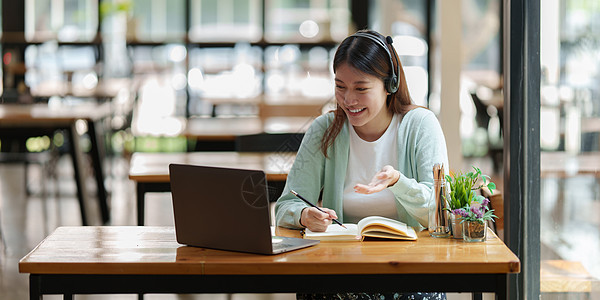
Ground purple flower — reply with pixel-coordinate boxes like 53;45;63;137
453;208;469;217
471;200;482;212
470;205;484;219
482;198;490;208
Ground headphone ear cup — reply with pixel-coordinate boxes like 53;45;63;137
387;76;399;94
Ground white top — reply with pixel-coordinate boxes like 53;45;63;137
275;107;450;230
343;113;400;223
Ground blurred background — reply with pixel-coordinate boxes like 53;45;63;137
0;0;599;299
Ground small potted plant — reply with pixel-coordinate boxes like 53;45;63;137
445;167;496;239
452;196;497;242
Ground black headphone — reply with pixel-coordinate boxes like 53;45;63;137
351;32;400;94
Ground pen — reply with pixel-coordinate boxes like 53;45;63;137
290;190;347;229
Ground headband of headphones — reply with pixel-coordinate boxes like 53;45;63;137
351;32;400;94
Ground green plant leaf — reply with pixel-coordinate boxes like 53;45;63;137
473;195;485;202
446;166;496;211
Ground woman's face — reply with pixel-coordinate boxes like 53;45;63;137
334;63;392;140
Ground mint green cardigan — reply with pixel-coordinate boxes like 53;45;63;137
274;107;449;230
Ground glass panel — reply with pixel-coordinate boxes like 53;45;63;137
265;0;350;42
460;0;502;170
540;0;600;297
25;0;98;42
130;0;186;42
263;44;334;103
186;42;336;117
0;1;2;95
428;0;502;200
426;0;503;241
129;44;188;136
24;44;99;98
187;44;263;116
189;0;262;42
100;0;131;77
369;1;429;107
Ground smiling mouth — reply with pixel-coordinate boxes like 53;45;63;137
348;108;366;114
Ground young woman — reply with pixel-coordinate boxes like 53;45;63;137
275;30;448;299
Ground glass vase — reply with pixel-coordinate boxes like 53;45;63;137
462;220;487;242
450;214;463;239
428;178;451;238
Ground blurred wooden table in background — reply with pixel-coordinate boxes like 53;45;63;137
129;151;295;225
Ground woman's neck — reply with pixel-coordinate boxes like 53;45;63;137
353;110;394;142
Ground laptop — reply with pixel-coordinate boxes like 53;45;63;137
169;163;319;255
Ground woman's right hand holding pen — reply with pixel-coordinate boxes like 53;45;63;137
300;207;339;232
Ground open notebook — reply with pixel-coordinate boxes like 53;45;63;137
304;216;418;241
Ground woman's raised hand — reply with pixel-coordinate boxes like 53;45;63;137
354;165;400;194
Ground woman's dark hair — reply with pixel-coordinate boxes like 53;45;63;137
320;30;413;156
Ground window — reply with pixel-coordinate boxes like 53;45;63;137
130;0;186;42
24;44;99;97
189;0;262;42
369;0;429;107
540;0;600;297
265;0;350;42
25;0;98;42
187;44;263;115
264;44;333;103
460;0;502;161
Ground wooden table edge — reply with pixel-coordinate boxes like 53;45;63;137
129;173;287;182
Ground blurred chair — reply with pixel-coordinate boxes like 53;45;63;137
235;132;304;203
0;136;59;202
471;90;504;173
482;187;503;241
0;149;58;239
235;132;304;152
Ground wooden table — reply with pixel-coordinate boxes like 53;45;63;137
19;226;520;299
541;151;600;177
540;151;600;225
129;152;295;225
541;260;597;294
0;103;111;225
31;78;131;99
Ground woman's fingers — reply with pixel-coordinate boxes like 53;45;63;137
302;207;337;232
354;182;385;194
354;166;400;194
